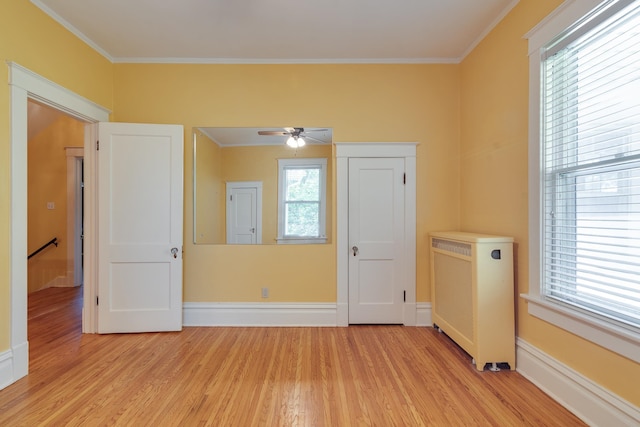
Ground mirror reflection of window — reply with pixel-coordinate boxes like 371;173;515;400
277;158;327;244
192;127;333;245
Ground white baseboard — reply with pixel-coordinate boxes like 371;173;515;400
0;349;13;390
48;275;74;288
416;302;432;327
0;341;28;391
184;302;432;328
516;338;640;426
183;302;338;327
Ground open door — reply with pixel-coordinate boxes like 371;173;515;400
97;122;183;333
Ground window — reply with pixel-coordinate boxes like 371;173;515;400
527;0;640;362
277;158;327;244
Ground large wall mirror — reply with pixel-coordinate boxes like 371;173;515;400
193;127;333;245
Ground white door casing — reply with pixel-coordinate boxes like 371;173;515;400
226;181;262;244
8;63;110;387
65;147;84;286
97;122;184;333
336;143;417;327
348;157;405;323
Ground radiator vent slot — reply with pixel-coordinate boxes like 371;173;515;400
432;238;471;256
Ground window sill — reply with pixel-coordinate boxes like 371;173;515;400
521;294;640;363
276;237;327;245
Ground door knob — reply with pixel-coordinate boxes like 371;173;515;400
171;247;179;258
352;246;359;256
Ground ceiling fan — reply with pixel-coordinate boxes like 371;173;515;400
257;127;329;148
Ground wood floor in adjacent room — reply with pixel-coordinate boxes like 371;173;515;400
0;287;585;426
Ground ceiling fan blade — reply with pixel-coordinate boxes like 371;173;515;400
258;131;290;136
304;128;329;132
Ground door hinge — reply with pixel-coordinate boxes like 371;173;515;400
230;195;233;201
403;173;406;184
96;296;99;305
96;140;99;151
403;290;406;302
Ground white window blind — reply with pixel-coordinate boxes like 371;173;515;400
541;0;640;328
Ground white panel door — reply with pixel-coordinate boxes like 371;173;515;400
349;157;405;324
98;122;183;333
226;181;262;244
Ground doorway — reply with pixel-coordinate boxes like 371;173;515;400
335;143;417;326
8;62;110;384
27;100;84;294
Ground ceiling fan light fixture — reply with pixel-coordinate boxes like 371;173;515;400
286;136;298;148
297;136;306;147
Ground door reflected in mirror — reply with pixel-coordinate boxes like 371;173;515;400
193;127;332;245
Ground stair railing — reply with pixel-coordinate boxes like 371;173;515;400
28;237;58;260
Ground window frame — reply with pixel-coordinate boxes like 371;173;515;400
276;158;327;244
525;0;640;363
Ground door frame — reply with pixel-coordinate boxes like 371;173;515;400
8;63;110;384
65;147;84;286
335;142;417;326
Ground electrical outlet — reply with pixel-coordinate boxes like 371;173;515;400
47;202;55;210
261;287;269;298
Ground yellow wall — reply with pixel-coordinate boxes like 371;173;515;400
460;0;639;406
0;1;113;351
28;114;84;293
113;63;461;303
194;131;224;244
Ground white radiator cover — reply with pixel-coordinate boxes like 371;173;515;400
430;231;515;371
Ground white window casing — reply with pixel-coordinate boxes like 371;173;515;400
525;0;640;363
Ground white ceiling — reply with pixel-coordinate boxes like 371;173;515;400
32;0;519;64
199;127;333;147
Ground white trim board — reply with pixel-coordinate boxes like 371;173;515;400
517;338;640;426
335;142;418;326
416;303;433;327
183;303;338;327
0;349;15;390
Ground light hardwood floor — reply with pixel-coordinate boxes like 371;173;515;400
0;287;585;426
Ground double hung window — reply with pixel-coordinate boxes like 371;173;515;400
528;0;640;361
277;158;327;244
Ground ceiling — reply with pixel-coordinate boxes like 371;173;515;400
199;127;333;147
31;0;519;64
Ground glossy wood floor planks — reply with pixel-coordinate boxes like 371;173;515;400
0;287;585;426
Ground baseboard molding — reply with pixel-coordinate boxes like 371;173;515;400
47;275;74;288
0;341;28;391
516;338;640;426
416;302;432;327
0;349;13;390
184;302;432;328
183;302;338;327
